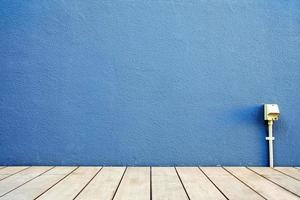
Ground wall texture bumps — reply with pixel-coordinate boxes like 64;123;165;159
1;0;300;165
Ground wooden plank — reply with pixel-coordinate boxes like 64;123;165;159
75;167;125;200
176;167;226;200
225;167;299;200
113;167;150;200
0;166;52;197
0;167;76;200
152;167;188;200
249;167;300;197
274;167;300;180
36;167;100;200
201;167;264;200
0;166;29;181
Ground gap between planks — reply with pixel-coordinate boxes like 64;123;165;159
0;166;299;200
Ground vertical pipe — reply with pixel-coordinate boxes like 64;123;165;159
267;120;274;168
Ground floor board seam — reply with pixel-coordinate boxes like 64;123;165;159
73;167;103;200
0;166;31;182
174;167;191;200
272;168;300;181
0;166;55;198
111;167;127;200
33;166;79;200
198;167;230;200
150;167;152;200
293;167;300;171
247;167;300;198
223;167;267;200
0;167;7;171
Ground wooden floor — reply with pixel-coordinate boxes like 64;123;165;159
0;166;299;200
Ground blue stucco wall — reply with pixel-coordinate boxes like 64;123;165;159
1;0;300;166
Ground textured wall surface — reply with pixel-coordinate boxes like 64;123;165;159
1;0;300;166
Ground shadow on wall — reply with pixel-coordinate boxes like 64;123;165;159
226;105;264;125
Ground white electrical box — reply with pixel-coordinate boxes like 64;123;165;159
264;104;280;121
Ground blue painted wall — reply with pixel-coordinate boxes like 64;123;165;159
1;0;300;166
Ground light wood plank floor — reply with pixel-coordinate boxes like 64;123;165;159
0;166;299;200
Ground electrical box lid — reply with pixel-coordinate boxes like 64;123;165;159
264;104;280;121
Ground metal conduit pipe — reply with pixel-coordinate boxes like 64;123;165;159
264;104;280;168
266;120;274;168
